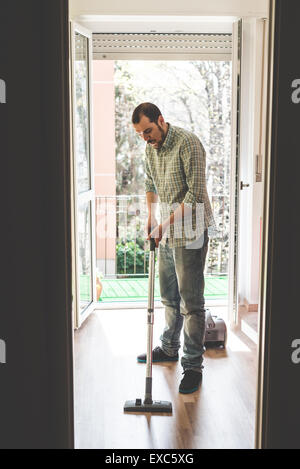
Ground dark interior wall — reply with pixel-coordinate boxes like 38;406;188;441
261;0;300;449
0;0;73;448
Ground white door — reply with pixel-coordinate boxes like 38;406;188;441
70;22;96;328
228;19;242;326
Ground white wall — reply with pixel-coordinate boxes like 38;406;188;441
69;0;269;19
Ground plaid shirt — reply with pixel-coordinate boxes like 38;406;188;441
145;124;215;248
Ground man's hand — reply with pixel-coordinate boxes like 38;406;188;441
147;219;170;248
146;203;188;248
147;223;163;248
145;215;158;238
146;216;161;248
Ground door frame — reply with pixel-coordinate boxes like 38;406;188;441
70;13;274;449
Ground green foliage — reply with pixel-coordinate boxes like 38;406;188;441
116;238;150;276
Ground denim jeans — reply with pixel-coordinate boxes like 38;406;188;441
158;230;209;372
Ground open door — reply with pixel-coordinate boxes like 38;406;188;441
70;22;96;328
228;19;242;326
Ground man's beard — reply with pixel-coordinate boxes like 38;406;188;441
149;122;166;149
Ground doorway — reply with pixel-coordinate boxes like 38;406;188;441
70;17;267;449
95;58;231;311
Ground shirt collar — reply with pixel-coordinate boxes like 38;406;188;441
160;123;174;151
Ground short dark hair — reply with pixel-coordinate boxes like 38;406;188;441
132;102;162;124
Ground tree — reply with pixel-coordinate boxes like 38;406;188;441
114;60;232;274
114;62;146;195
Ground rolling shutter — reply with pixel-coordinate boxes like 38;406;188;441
92;33;232;60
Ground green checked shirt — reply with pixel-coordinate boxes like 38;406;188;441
145;124;215;248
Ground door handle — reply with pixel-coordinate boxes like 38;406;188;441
240;181;250;190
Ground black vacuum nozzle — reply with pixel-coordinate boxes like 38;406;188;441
124;398;172;413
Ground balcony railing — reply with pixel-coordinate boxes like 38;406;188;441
95;194;229;279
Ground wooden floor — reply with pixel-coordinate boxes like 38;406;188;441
74;306;257;449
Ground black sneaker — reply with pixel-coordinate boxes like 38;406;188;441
137;346;179;363
179;370;202;394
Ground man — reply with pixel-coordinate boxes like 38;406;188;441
132;103;215;394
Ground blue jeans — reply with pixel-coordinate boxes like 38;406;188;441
158;231;209;372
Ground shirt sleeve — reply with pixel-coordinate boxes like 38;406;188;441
180;135;206;205
145;154;157;194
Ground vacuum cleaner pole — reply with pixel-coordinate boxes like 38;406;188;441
124;237;172;414
144;238;156;405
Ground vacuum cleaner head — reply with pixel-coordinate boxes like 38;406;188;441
124;398;172;413
204;308;227;348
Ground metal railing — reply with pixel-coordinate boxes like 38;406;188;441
95;194;229;278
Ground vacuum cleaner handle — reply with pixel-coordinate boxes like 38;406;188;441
124;237;172;414
148;239;156;308
150;237;156;251
144;238;156;404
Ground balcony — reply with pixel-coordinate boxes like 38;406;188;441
94;194;229;304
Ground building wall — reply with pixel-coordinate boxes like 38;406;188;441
92;60;116;275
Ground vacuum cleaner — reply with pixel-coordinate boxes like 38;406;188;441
124;238;172;413
204;308;227;348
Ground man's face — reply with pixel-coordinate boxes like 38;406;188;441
133;114;166;150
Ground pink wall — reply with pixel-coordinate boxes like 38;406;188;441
92;60;116;266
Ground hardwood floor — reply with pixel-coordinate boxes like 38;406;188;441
74;306;257;449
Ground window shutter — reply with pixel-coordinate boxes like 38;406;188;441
92;33;232;60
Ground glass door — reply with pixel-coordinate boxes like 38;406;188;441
70;22;96;328
228;19;242;326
